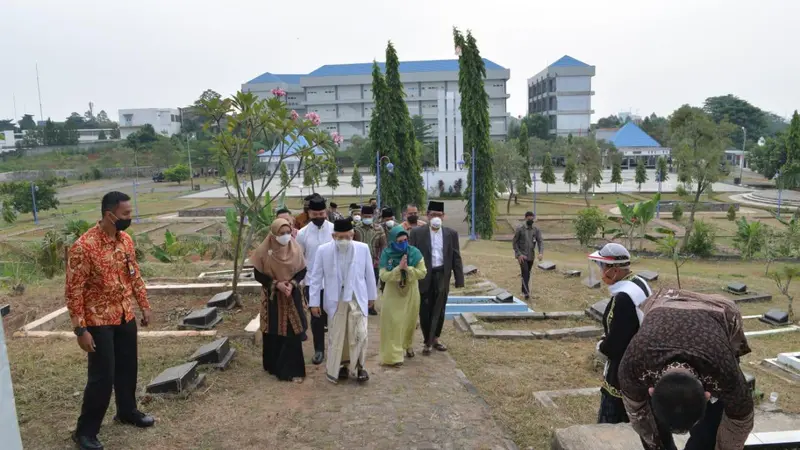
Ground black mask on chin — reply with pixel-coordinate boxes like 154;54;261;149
526;219;534;226
311;217;325;227
407;215;418;224
109;213;132;231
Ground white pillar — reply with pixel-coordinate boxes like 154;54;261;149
437;90;447;172
447;92;456;171
454;92;464;169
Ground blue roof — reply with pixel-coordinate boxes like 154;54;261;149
246;72;304;85
549;55;590;68
609;122;661;148
259;135;326;157
308;58;505;77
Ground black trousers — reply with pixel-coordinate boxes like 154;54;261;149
305;287;327;353
520;259;534;297
76;318;138;437
420;268;447;346
649;399;725;450
597;389;628;424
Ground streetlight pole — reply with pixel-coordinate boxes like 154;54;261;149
532;168;537;217
187;133;194;190
30;182;38;225
777;170;783;218
470;148;476;241
739;126;746;185
132;147;139;223
656;170;662;218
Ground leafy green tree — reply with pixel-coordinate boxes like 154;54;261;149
521;114;550;140
611;160;623;192
412;115;432;142
517;122;531;190
574;137;603;206
771;266;799;322
563;156;577;193
455;28;496;238
18;114;36;131
573;207;605;247
0;119;16;131
0;179;60;218
351;164;363;200
733;217;764;260
596;115;622;128
670;105;732;247
493;141;527;214
540;152;556;193
385;42;425;211
727;204;736;221
635;162;648;191
164;163;190;184
507;116;521;140
782;111;800;190
684;219;716;258
279;163;290;190
640;113;670;146
369;61;399;208
326;163;340;198
303;166;315;193
703;94;767;144
656;156;669;183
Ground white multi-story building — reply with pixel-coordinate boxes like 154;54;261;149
118;108;181;138
242;59;510;147
527;55;595;137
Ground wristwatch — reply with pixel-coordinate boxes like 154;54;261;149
73;326;86;337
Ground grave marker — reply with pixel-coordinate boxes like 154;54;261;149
586;299;609;322
146;361;205;395
637;271;659;282
564;270;581;278
582;278;601;289
0;304;9;317
761;310;790;327
727;282;748;295
189;337;236;370
206;290;235;310
494;292;514;304
486;288;506;297
463;265;478;275
538;261;556;271
179;307;222;330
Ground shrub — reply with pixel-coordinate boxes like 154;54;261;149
684;220;716;258
573;207;605;247
727;204;736;221
672;203;683;221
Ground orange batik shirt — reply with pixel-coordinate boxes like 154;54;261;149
65;224;150;328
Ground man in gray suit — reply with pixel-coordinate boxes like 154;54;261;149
409;200;464;355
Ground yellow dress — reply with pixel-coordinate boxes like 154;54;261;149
379;259;427;365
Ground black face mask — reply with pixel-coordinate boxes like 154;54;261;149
407;215;418;224
311;217;325;227
109;213;132;231
526;219;534;226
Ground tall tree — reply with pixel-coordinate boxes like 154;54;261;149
782;111;800;190
279;162;290;190
611;159;623;192
351;164;363;201
703;94;767;144
670;105;732;247
635;162;648;191
96;110;111;124
517;122;531;190
540;152;556;193
455;28;496;238
369;61;400;209
563;156;577;193
640;113;670;146
656;156;669;183
574;137;603;206
326;162;339;198
411;115;433;142
596;115;622;129
384;42;425;210
493;140;528;214
521;114;550;140
506;116;521;140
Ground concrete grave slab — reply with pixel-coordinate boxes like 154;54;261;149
21;307;69;332
538;261;556;271
637;271;659;282
582;277;601;289
486;288;507;297
473;281;497;291
727;282;748;294
585;299;609;322
747;326;800;338
0;304;9;317
179;307;222;330
463;265;478;275
777;352;800;372
564;270;581;278
206;290;235;310
146;361;205;395
189;337;236;370
494;292;514;303
533;387;598;408
545;326;603;339
733;293;773;304
761;310;790;327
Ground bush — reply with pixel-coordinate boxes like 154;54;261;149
684;220;716;258
727;204;736;221
672;203;683;221
573;207;605;247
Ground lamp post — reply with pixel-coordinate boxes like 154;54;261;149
777;169;783;218
532;168;538;217
375;151;393;211
132;147;140;223
738;126;746;185
656;171;662;218
30;182;38;225
187;132;195;190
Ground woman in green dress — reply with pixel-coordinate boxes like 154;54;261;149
379;225;427;366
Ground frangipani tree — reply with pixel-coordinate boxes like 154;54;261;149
198;90;339;304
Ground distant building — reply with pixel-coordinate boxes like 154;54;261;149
599;122;670;169
618;112;642;124
118;108;181;138
257;135;325;175
724;149;748;169
527;55;595;137
243;58;510;147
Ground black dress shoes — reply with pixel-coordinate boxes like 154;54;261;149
368;307;378;316
312;351;325;365
114;410;155;428
72;433;104;450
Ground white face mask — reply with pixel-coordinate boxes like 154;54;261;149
362;218;373;225
276;234;292;246
384;220;395;228
353;215;361;223
430;217;443;229
335;239;352;252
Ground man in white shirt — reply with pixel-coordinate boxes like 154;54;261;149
308;219;377;384
409;201;464;355
296;195;334;365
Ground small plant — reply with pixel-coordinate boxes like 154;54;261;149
454;178;464;195
437;179;445;195
672;203;684;221
733;217;764;260
771;266;799;322
727;204;736;221
684;220;716;258
647;227;688;289
762;227;784;275
573;207;605;248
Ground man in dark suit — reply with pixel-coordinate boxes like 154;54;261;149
409;200;464;355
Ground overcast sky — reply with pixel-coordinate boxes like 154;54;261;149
3;0;798;125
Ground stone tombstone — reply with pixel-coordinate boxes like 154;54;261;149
761;310;790;326
586;299;609;322
727;282;748;294
146;361;202;395
538;261;556;271
486;288;507;297
207;290;235;310
564;270;581;278
637;271;659;282
494;292;514;303
180;307;222;330
582;278;601;289
189;337;236;370
0;304;9;317
463;265;478;275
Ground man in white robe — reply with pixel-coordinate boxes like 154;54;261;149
309;219;377;384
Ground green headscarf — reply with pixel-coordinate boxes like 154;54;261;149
379;225;423;270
